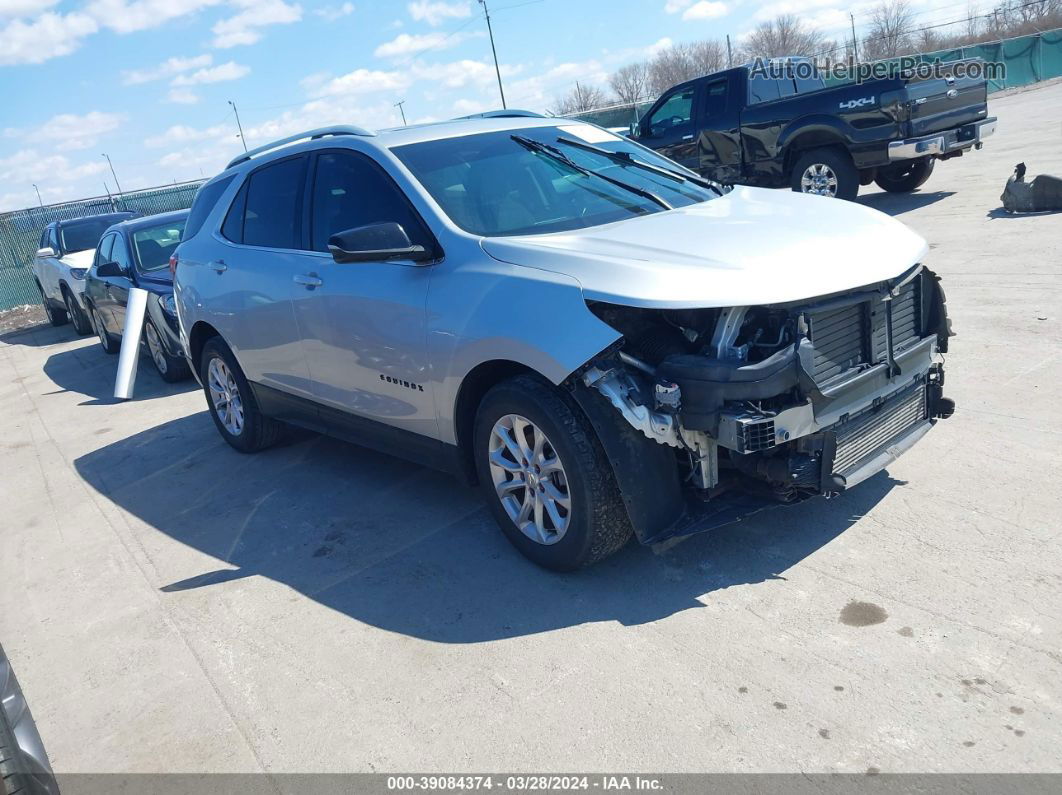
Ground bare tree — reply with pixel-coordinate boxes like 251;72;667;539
741;14;830;59
688;39;727;75
551;81;607;115
861;1;915;60
609;62;650;105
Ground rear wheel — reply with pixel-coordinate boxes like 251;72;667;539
90;304;120;354
874;158;935;193
791;147;859;201
63;288;91;335
473;375;632;571
200;337;283;453
145;320;190;382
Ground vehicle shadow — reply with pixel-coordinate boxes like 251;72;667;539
42;344;197;403
74;413;902;644
0;322;75;349
857;190;955;215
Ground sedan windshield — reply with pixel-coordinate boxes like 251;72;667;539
392;124;719;237
133;218;186;272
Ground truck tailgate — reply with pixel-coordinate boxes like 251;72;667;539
905;72;987;137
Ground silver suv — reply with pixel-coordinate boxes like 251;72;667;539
175;116;955;570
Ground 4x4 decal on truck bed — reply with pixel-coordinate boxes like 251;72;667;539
839;96;876;110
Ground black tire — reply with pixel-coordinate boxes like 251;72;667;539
199;336;283;453
89;303;120;354
473;374;633;571
874;158;935;193
790;147;859;201
62;288;91;335
37;283;67;327
145;320;190;382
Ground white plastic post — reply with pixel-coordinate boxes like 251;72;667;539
114;287;149;400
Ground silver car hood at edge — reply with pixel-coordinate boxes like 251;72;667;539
479;186;929;309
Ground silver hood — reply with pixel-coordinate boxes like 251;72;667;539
480;186;928;309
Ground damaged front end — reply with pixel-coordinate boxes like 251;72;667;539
572;264;955;545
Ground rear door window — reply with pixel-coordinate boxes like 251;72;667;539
748;73;784;104
242;156;307;249
702;79;728;120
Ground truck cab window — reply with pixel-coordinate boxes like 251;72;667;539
647;87;694;137
702;80;728;119
748;74;783;104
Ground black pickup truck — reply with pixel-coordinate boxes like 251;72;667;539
630;59;997;200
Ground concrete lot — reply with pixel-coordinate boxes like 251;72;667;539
2;82;1061;776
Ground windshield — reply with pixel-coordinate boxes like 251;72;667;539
59;216;128;254
392;124;718;237
133;218;186;272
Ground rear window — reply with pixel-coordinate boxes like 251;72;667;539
133;217;187;272
59;214;133;253
185;175;235;239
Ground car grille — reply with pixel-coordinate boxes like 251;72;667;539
832;382;927;477
808;274;923;383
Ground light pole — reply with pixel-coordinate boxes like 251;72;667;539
229;100;248;152
101;153;123;195
394;99;407;126
479;0;507;109
32;184;43;208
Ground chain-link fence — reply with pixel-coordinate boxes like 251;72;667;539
566;27;1062;130
0;180;204;312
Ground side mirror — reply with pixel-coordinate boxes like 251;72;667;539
36;246;55;258
96;261;126;278
328;222;432;265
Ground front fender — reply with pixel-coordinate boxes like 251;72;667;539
429;259;620;445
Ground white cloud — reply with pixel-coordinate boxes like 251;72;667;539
171;60;250;85
212;0;301;48
682;0;727;19
664;0;693;12
0;0;58;17
646;36;672;56
408;0;469;26
31;111;125;151
86;0;222;34
146;123;231;148
0;149;108;211
0;11;97;65
451;97;490;115
374;30;477;58
122;54;213;84
167;88;201;103
309;68;410;97
314;1;353;20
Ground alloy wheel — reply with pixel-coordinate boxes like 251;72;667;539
207;357;244;436
92;309;108;349
487;413;571;545
800;163;839;197
145;322;168;375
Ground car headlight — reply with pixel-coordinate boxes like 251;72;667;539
69;267;87;280
160;293;177;315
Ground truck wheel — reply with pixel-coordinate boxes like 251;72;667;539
473;374;633;571
874;158;935;193
199;337;283;453
37;282;67;327
62;288;91;335
791;148;859;201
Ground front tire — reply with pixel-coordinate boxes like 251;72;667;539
145;320;190;382
473;375;633;571
199;337;283;453
38;282;67;327
874;158;935;193
791;147;859;201
63;288;91;335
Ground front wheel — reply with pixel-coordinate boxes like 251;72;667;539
90;304;119;354
791;148;859;201
145;320;190;382
473;375;633;571
63;289;92;335
874;158;935;193
199;337;283;453
38;283;67;327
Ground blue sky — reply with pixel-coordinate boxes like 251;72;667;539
0;0;955;211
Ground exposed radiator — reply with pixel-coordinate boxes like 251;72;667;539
832;383;928;476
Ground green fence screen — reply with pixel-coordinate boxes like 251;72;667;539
0;180;203;312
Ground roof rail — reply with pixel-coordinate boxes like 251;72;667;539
225;125;375;170
456;109;545;120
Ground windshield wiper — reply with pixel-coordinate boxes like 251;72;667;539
511;134;672;210
555;136;722;194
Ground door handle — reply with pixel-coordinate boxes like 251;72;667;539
682;134;694;141
294;273;322;288
208;259;227;273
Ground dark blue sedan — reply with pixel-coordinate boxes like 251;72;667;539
83;210;191;382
